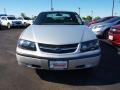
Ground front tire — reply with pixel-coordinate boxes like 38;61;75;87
103;29;110;39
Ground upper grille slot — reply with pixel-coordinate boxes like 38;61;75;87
38;43;78;54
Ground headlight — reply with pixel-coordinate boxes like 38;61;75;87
80;39;100;52
18;39;36;51
111;28;117;31
110;28;118;32
110;28;120;34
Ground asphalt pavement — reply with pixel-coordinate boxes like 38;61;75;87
0;28;120;90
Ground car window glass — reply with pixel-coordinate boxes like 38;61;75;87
34;12;82;25
75;14;83;24
104;17;120;23
24;17;31;20
7;17;16;20
97;17;112;22
1;17;7;20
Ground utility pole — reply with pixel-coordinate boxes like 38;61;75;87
114;12;118;15
78;7;80;16
91;10;93;20
4;8;7;14
112;0;115;16
51;0;54;11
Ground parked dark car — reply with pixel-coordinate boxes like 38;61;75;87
90;16;120;38
87;16;115;27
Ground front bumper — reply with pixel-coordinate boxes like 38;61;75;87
16;51;101;70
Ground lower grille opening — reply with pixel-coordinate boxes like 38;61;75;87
25;64;41;68
31;65;41;68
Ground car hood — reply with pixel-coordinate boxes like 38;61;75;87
20;25;96;45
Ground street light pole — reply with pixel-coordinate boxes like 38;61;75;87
91;10;93;20
78;7;80;16
4;8;7;14
112;0;115;16
51;0;54;11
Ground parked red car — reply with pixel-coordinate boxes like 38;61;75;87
108;25;120;46
87;16;115;27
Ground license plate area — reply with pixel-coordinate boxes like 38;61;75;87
49;61;68;70
109;35;113;40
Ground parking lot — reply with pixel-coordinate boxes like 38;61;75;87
0;28;120;90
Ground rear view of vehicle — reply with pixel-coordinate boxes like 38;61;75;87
16;11;101;70
108;25;120;46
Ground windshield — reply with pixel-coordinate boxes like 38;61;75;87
7;17;16;20
97;17;112;22
24;17;31;20
104;17;120;23
34;12;83;25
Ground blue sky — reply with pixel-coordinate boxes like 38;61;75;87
0;0;120;17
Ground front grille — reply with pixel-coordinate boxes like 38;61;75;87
16;22;21;24
38;43;78;54
14;21;22;24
